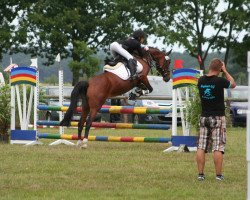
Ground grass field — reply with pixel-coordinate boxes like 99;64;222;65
0;127;247;200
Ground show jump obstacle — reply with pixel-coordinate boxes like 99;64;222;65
9;64;200;149
10;66;42;145
10;66;172;145
163;68;201;152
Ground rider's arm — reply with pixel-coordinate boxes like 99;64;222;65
134;41;146;58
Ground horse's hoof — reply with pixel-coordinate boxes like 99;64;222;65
77;139;88;149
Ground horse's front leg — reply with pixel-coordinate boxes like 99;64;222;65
138;75;153;93
128;77;153;100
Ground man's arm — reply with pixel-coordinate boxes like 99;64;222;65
221;62;236;88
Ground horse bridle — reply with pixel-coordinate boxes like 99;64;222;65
146;52;171;77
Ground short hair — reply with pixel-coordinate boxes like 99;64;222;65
209;58;223;71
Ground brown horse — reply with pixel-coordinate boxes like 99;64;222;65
60;47;172;148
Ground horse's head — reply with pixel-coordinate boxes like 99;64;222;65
147;48;172;82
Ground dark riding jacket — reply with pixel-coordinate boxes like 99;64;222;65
119;37;145;58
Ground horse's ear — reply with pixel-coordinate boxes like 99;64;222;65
166;49;172;56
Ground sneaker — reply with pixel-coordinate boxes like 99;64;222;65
216;175;224;181
198;174;205;181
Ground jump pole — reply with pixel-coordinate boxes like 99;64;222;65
247;51;250;200
38;133;171;143
37;105;172;114
37;120;171;130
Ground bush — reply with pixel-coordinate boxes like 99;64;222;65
0;85;11;142
185;86;201;133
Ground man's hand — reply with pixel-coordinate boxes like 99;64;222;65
221;62;227;73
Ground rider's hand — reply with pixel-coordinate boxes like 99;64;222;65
144;46;149;51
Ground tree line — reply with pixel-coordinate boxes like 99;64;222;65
0;0;249;85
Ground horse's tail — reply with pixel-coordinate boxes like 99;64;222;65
60;81;89;126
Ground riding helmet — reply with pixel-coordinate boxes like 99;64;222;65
132;29;146;40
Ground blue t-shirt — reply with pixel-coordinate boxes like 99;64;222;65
198;75;230;117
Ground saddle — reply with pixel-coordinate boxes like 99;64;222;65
105;56;128;67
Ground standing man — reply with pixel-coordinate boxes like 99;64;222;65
197;58;236;181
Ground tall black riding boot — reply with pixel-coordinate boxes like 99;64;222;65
127;58;138;80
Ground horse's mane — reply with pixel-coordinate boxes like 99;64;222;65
148;47;165;53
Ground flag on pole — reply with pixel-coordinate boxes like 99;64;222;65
30;58;38;68
197;55;202;65
55;54;61;62
4;63;18;72
174;60;183;69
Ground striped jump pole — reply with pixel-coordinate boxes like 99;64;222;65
37;105;172;114
38;133;171;143
37;120;171;130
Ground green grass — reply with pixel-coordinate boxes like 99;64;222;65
0;127;247;200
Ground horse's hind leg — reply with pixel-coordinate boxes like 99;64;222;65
77;96;90;148
82;109;98;148
77;109;89;148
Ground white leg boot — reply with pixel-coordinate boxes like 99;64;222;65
76;138;88;149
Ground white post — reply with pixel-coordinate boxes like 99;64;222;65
23;85;27;129
15;85;23;129
247;51;250;200
172;88;177;136
49;63;74;146
26;87;34;128
59;69;64;135
26;69;42;146
11;86;15;130
177;88;186;135
34;71;39;132
163;88;178;152
185;87;190;136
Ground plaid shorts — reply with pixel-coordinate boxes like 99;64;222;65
198;116;227;153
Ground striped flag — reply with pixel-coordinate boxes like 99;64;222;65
173;68;201;89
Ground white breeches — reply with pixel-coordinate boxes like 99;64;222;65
110;42;133;60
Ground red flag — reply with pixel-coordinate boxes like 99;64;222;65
198;55;202;65
174;60;183;69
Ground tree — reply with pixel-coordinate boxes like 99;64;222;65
214;0;250;66
20;0;134;84
68;41;99;83
231;34;250;68
0;0;30;60
132;0;249;70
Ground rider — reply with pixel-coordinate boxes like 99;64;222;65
110;29;147;80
